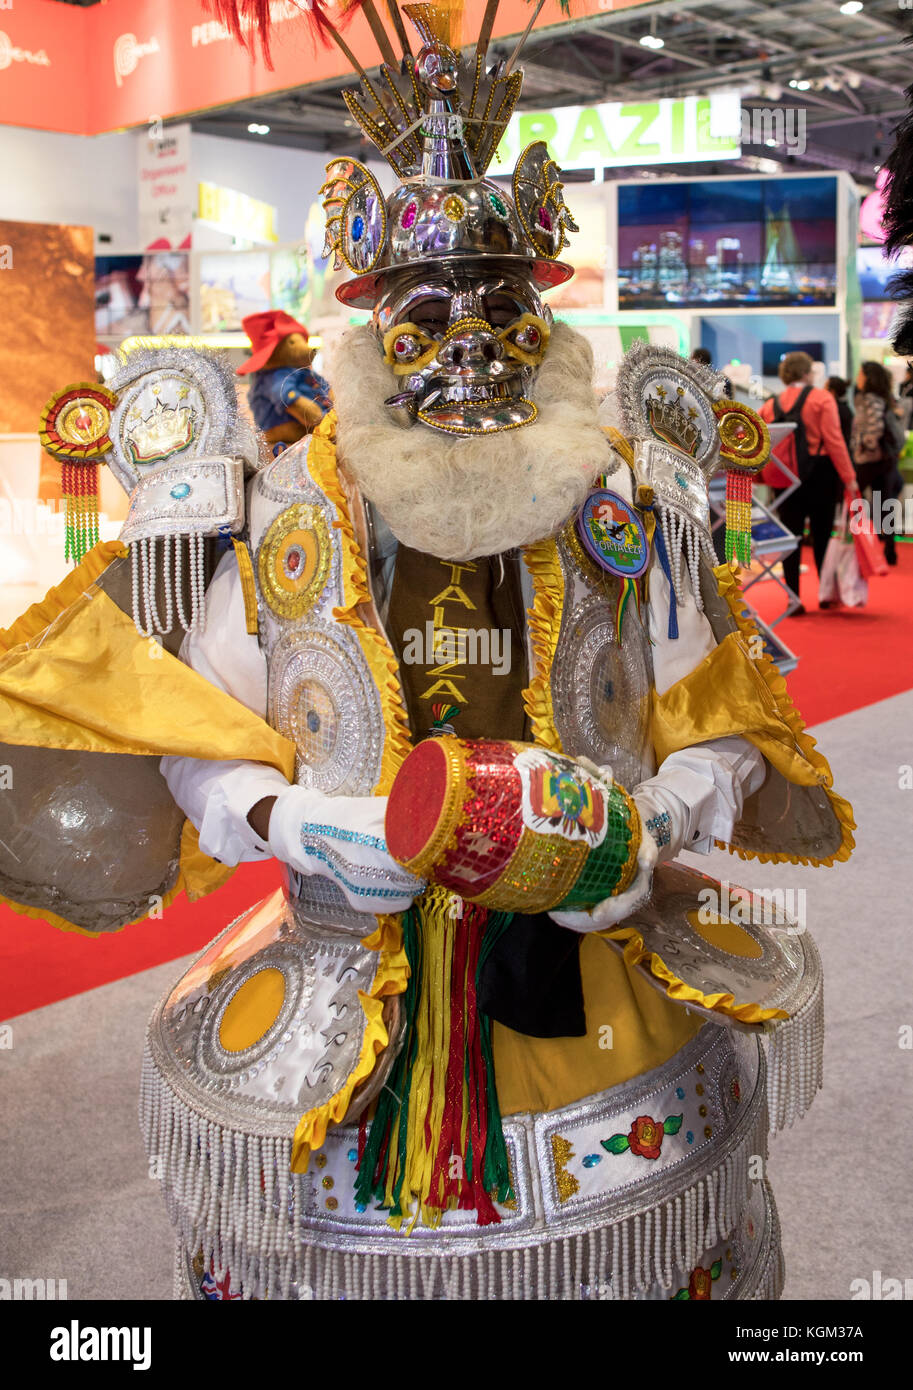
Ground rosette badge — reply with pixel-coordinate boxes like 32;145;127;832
385;737;641;914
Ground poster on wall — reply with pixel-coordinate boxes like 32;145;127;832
542;185;609;312
199;251;271;330
95;253;191;336
0;221;95;434
138;122;194;251
0;220;95;517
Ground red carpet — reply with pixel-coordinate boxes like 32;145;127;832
2;541;911;1020
1;860;281;1019
748;538;913;726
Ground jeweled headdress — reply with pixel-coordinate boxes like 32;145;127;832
209;0;578;306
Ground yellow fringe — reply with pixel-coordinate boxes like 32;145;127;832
306;415;413;794
712;562;856;867
520;536;564;752
602;925;789;1025
231;539;259;636
604;426;636;469
290;914;410;1172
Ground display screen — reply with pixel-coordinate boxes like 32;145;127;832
857;244;913;302
761;341;825;376
618;177;838;309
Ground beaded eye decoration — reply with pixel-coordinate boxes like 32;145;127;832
512;141;579;260
320;158;387;276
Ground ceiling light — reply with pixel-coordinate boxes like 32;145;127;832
247;122;270;135
640;33;665;49
839;2;863;14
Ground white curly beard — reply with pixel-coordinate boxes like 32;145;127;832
329;321;611;561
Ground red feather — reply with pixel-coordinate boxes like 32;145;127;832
204;0;370;67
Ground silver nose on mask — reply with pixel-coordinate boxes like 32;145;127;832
436;326;507;377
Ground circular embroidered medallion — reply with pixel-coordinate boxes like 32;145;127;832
257;503;331;620
576;490;649;578
712;398;770;474
40;383;116;460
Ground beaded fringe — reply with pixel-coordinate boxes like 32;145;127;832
141;1044;772;1302
130;533;207;637
764;953;825;1131
753;1185;786;1301
656;505;718;614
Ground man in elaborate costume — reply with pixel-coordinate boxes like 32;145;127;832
0;1;854;1300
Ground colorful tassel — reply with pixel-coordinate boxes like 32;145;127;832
725;468;754;567
712;399;771;572
39;382;116;568
353;890;513;1230
614;574;641;643
61;461;100;566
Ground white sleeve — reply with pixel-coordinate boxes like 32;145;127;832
642;735;766;855
159;548;286;866
643;552;766;852
647;557;717;697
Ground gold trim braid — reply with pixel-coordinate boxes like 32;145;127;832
520;537;564;753
306;414;413;795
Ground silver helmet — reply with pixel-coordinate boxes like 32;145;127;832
318;2;580;434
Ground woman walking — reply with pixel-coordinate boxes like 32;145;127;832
760;352;860;609
851;361;904;565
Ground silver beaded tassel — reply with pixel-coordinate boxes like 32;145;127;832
764;961;825;1131
657;505;718;614
130;534;207;637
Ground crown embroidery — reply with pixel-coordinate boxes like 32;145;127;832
646;388;703;459
126;399;195;465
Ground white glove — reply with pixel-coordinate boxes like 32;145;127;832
267;784;424;914
549;767;687;934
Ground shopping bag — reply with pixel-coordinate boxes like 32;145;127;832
853;521;889;579
819;511;868;608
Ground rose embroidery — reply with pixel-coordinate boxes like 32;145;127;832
601;1113;682;1160
672;1259;722;1300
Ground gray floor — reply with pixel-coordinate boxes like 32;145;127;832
2;691;911;1300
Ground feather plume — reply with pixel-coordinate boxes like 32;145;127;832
204;0;348;66
881;36;913;356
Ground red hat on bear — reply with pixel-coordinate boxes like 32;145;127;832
236;310;309;375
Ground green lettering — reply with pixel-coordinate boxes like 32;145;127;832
670;99;685;156
617;103;662;160
695;99;739;155
566;107;612;165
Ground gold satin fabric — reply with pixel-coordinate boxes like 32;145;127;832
493;933;702;1117
0;542;296;933
653;629;827;789
0;571;295;774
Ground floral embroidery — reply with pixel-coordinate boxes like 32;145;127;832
601;1113;683;1160
672;1259;722;1300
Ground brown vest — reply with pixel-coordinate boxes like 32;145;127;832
386;544;530;742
